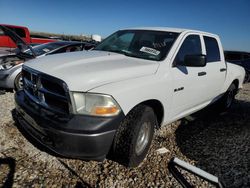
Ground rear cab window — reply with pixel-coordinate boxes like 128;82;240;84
6;26;26;38
204;36;221;62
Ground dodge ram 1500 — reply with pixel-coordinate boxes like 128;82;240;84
14;28;245;167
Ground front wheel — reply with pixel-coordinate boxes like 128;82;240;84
14;72;23;91
110;105;157;167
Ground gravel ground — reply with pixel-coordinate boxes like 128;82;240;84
0;83;249;188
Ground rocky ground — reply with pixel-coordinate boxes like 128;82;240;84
0;83;249;188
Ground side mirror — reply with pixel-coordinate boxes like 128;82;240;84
183;54;207;67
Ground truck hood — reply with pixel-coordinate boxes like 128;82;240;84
24;50;159;91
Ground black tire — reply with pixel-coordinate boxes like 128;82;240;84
244;71;250;83
110;105;157;167
14;72;23;91
216;83;237;112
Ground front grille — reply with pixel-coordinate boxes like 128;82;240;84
22;68;70;114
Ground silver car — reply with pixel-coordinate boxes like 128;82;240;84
0;26;95;90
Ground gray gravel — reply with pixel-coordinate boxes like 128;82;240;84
0;83;250;187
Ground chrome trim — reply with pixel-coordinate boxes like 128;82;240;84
22;66;71;114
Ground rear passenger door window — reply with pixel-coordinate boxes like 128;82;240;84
204;36;221;62
174;35;202;66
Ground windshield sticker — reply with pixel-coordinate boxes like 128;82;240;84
140;47;160;56
43;48;50;52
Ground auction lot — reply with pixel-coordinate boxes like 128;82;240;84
0;83;249;187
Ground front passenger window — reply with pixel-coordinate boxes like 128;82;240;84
174;35;202;66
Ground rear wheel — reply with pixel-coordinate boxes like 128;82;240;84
244;71;250;83
110;105;157;167
14;72;23;91
217;83;237;111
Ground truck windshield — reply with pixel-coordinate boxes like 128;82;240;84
95;30;179;61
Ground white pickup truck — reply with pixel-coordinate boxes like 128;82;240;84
15;28;245;167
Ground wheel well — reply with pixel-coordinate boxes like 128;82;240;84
232;79;239;89
140;100;164;128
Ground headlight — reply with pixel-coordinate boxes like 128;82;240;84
0;60;23;70
72;92;121;116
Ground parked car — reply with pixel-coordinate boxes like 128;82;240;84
224;51;250;82
15;28;245;167
0;25;96;90
0;48;13;57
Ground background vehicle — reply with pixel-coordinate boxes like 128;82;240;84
15;28;245;167
91;34;102;42
224;51;250;82
0;24;56;50
0;25;96;90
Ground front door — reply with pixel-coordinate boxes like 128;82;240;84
170;34;209;119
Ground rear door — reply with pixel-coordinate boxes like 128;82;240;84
202;35;226;98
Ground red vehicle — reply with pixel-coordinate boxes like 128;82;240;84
0;24;56;49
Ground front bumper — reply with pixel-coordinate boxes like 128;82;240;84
14;90;125;161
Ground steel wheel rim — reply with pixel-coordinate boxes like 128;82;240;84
18;76;23;89
135;122;151;155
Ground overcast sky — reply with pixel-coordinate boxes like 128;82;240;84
0;0;249;51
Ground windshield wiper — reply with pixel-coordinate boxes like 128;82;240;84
106;49;125;55
120;50;138;58
94;49;157;61
109;49;141;59
122;50;159;61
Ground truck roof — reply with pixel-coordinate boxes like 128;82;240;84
0;24;29;30
123;27;218;37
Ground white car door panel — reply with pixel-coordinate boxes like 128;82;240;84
202;36;226;100
170;34;209;118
